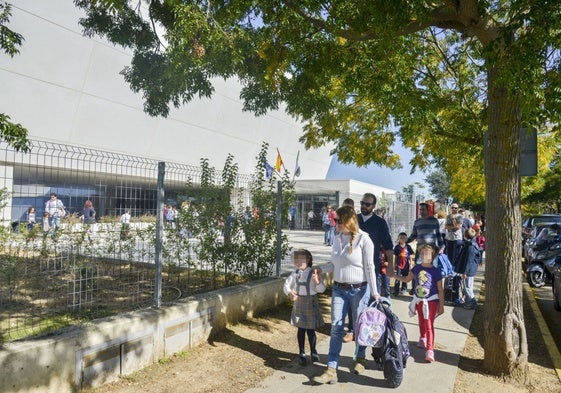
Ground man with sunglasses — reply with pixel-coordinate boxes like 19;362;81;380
357;193;394;299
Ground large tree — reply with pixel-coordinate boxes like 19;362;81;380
76;0;561;380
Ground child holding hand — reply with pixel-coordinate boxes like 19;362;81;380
390;243;444;363
283;249;325;366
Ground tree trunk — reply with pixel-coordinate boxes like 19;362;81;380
483;65;528;381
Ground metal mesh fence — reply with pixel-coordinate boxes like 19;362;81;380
377;192;417;243
0;140;417;343
0;140;258;342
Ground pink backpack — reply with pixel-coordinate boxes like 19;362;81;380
355;303;387;347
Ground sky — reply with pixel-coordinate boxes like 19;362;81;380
325;144;430;197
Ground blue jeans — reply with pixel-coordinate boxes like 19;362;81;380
377;272;391;297
323;224;330;244
328;226;336;245
327;284;370;369
49;215;60;234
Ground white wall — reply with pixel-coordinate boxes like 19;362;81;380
0;0;332;176
295;179;396;198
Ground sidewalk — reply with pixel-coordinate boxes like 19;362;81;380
247;230;481;392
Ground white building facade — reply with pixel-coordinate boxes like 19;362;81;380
0;1;332;176
0;1;412;231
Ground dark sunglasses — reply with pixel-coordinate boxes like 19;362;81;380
360;201;373;207
335;218;344;224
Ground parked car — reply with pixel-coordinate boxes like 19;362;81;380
553;263;561;311
523;214;561;244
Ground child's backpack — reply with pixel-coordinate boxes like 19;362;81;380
355;302;387;348
435;253;455;277
371;300;409;388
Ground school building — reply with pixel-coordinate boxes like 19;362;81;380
0;1;414;235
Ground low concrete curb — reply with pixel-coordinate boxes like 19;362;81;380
0;277;286;392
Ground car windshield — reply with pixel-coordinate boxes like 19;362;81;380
534;217;561;225
525;216;561;228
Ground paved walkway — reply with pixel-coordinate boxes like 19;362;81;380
248;230;481;392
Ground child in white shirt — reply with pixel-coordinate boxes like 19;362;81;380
283;249;325;366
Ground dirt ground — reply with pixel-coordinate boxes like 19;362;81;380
85;284;560;393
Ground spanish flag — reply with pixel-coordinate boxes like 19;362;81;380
275;149;284;173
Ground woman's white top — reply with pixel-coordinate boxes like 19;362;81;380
322;229;378;296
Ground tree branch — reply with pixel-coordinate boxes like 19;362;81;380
433;118;482;145
284;0;498;45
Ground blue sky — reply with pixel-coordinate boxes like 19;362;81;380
325;145;429;195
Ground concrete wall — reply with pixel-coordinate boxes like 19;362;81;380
0;277;286;393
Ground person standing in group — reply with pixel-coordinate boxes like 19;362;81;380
81;200;96;224
44;193;65;236
342;198;355;210
321;206;333;246
357;193;394;298
243;206;252;224
313;205;380;385
378;246;391;298
445;204;463;262
407;202;444;257
283;249;325;366
42;212;50;233
288;206;296;230
458;208;473;233
340;197;355;342
436;210;447;245
390;243;444;363
307;208;315;230
81;200;96;240
120;208;131;239
26;207;36;231
445;203;465;305
472;223;486;254
454;228;482;310
328;206;337;245
393;232;415;296
165;205;176;227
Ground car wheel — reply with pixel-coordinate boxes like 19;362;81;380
527;270;546;288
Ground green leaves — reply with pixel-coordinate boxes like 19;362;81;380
0;2;23;57
0;2;29;152
73;1;560;206
0;114;29;153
